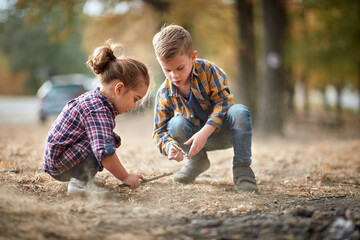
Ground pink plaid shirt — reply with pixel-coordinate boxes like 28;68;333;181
42;88;121;176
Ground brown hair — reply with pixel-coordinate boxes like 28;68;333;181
152;25;193;61
86;43;150;90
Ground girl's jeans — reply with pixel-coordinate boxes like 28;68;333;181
167;104;252;165
50;153;100;182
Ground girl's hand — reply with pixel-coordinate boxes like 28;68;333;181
122;174;146;189
168;144;184;162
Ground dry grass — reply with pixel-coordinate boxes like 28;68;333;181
0;110;359;239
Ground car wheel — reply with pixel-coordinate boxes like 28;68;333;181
40;113;47;123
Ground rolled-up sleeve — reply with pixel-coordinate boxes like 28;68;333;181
153;91;176;156
83;110;119;165
206;64;233;130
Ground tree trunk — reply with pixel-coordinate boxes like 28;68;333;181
143;0;170;25
256;0;287;135
358;62;360;114
321;87;330;112
335;84;343;126
284;66;295;115
302;71;310;118
235;0;257;119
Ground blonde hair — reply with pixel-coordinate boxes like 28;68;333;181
86;42;150;90
152;25;193;61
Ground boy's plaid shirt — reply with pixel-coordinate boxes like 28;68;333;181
42;89;121;176
153;58;234;155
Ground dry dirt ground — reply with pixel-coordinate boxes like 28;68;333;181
0;111;359;240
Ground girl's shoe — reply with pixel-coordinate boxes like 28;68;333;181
67;178;87;197
67;178;109;197
86;180;110;197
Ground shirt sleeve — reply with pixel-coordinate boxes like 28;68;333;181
83;109;119;164
206;64;234;130
152;90;177;156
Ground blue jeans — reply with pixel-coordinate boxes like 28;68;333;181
167;104;252;165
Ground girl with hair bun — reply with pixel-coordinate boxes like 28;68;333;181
42;43;150;197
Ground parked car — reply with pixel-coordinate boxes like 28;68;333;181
37;74;97;122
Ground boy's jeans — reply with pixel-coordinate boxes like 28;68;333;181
167;104;252;165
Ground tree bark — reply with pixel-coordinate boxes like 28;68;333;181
335;84;343;125
256;0;287;135
235;0;257;119
358;62;360;114
303;74;310;118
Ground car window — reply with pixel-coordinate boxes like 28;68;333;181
46;85;86;100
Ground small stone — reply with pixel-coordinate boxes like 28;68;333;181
335;207;346;217
286;219;297;227
345;209;353;220
316;215;327;220
190;219;222;228
200;228;211;235
294;207;313;218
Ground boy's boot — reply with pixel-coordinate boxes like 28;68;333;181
233;163;258;193
67;178;87;197
173;155;210;183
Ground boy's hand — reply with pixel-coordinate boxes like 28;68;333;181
168;144;184;162
122;174;146;189
184;124;216;159
184;131;208;159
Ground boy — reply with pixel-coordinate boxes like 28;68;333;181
152;25;258;193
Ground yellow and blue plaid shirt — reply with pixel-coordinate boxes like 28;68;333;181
153;58;234;155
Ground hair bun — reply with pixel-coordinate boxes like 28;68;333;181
86;44;116;75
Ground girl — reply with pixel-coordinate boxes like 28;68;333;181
42;43;150;196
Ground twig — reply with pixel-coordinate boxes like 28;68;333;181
173;144;187;157
119;172;173;188
0;169;42;174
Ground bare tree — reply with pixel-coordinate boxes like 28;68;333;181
235;0;257;118
256;0;288;135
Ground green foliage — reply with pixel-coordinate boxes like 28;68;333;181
15;0;87;41
0;2;90;94
287;0;360;89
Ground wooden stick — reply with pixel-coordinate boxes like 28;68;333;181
173;144;187;156
119;172;173;188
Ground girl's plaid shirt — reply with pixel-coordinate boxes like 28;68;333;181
153;58;234;155
42;89;121;176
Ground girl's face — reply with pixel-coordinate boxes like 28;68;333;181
158;51;197;88
113;82;148;114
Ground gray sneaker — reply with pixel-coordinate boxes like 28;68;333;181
233;163;259;194
173;155;210;183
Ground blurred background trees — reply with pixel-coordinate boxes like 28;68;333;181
0;0;359;135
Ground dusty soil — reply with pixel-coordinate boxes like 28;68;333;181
0;111;359;240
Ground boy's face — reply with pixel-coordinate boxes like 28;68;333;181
158;51;197;88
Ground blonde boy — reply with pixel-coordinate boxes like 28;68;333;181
152;25;258;193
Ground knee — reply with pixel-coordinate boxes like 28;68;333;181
227;104;252;130
167;116;192;141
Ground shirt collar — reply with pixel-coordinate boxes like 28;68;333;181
95;88;119;117
169;63;197;97
192;62;199;77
